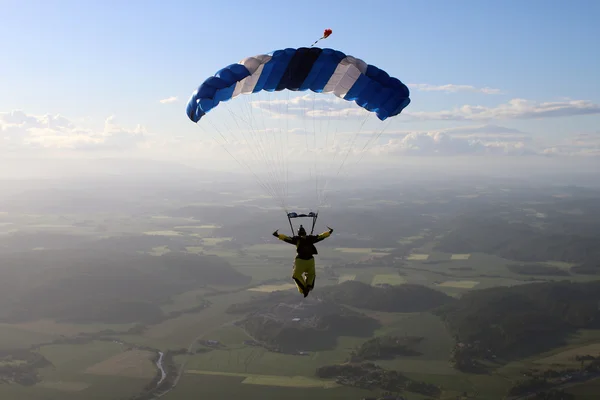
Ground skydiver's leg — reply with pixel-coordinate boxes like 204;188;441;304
292;258;308;295
305;258;316;296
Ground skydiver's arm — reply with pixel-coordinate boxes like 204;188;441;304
273;230;295;244
312;227;333;243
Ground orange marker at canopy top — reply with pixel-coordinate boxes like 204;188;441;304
310;28;333;47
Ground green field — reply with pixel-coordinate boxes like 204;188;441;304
117;289;256;350
38;341;125;372
161;288;214;313
450;253;471;260
162;374;376;400
248;283;297;292
4;214;600;400
565;377;600;399
371;274;406;286
337;274;356;283
436;280;480;289
0;341;154;400
186;370;339;388
0;319;136;338
0;324;59;351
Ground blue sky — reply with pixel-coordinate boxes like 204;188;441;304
1;0;600;165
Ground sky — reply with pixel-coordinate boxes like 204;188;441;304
1;0;600;176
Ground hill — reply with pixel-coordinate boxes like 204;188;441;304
320;281;454;312
0;250;250;324
434;280;600;370
435;216;600;269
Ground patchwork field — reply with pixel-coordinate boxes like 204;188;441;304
84;350;157;379
248;283;296;292
144;230;182;236
3;210;600;400
450;253;471;260
534;343;600;366
163;374;374;400
436;280;480;289
565;377;600;399
0;324;58;351
117;289;255;349
371;274;406;286
35;381;90;392
0;320;135;338
186;370;338;388
0;340;156;400
38;341;126;372
148;245;170;256
337;274;356;283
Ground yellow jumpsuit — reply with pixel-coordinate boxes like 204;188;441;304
276;230;332;296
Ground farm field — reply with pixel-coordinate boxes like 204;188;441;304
3;196;600;400
0;341;153;400
162;373;375;400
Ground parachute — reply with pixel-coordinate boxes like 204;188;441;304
186;43;410;228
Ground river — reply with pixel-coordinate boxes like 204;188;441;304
155;351;167;387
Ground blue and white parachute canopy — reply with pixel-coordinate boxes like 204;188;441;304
186;47;411;123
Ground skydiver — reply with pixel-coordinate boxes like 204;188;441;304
272;224;333;298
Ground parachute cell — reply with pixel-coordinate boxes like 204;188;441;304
186;47;410;123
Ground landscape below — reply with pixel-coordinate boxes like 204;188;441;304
1;176;600;400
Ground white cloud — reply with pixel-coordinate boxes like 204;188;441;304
407;99;600;121
364;124;530;144
409;83;503;94
368;132;534;156
0;110;147;151
159;96;178;104
439;124;524;135
248;93;371;120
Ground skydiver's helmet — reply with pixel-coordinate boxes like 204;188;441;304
297;225;306;237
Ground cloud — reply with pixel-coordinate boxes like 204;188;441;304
248;93;371;120
440;124;524;135
0;110;147;151
365;124;530;144
407;99;600;121
408;84;503;94
159;96;178;104
538;131;600;157
368;132;534;156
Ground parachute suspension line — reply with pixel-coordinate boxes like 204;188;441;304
278;92;290;208
317;96;328;210
269;90;289;209
335;110;372;177
353;118;394;165
196;121;280;207
218;94;288;210
319;110;373;207
222;99;282;207
255;91;287;209
262;92;280;204
312;91;318;212
322;116;393;206
270;89;285;209
285;90;290;205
